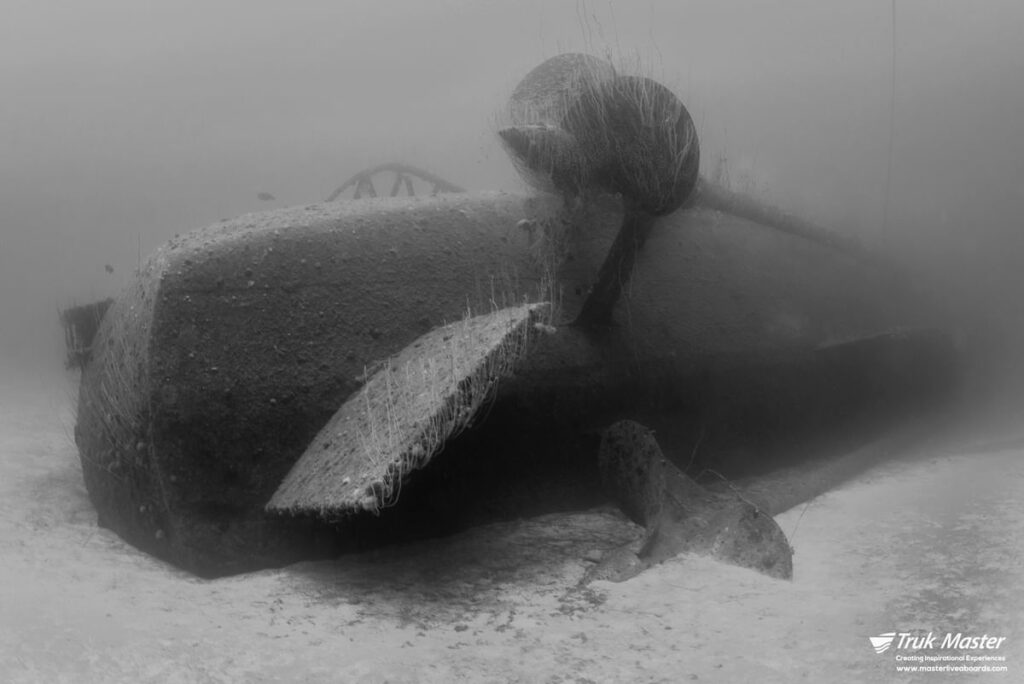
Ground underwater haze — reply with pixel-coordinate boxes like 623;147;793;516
1;0;1023;369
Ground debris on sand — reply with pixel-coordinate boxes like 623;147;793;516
586;420;793;583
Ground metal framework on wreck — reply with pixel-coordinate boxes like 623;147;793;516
325;163;465;201
60;299;114;369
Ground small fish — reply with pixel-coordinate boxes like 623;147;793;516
257;192;276;201
104;264;114;274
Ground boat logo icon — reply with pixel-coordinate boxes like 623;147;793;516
870;632;897;654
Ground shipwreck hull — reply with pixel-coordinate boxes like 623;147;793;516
75;191;947;576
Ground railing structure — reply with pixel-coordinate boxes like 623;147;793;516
326;163;464;201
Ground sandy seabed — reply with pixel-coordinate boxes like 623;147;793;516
1;368;1022;683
